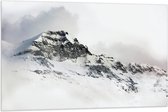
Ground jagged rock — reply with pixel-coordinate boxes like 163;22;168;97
127;77;138;92
33;57;54;68
128;63;145;74
73;38;79;43
56;30;68;36
14;30;167;77
33;50;44;56
112;61;127;73
96;58;103;64
87;65;111;75
13;30;167;95
15;30;92;60
34;70;43;74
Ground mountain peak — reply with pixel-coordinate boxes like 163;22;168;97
13;30;167;77
4;30;167;102
14;30;92;60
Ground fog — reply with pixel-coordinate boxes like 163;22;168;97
2;1;168;70
2;6;78;43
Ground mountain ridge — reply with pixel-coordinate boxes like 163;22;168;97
2;30;168;109
10;30;167;93
14;30;167;75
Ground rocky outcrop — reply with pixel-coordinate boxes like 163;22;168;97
13;30;167;94
15;30;92;60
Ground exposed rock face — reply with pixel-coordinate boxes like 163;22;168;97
15;30;92;60
13;30;168;94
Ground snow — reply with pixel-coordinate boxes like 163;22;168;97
1;31;168;110
15;33;42;54
1;40;14;57
2;54;168;110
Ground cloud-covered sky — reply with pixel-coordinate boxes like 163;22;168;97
2;4;78;43
2;1;168;70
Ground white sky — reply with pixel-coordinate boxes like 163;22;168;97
2;1;168;69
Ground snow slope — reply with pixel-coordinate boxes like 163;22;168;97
1;40;14;57
2;31;168;110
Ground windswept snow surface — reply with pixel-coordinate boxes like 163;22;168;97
1;40;14;57
2;31;168;110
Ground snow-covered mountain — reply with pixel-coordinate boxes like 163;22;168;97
2;30;168;110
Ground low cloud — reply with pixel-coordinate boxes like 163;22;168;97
2;7;78;43
2;6;167;70
92;42;167;70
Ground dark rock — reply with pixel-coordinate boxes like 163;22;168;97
33;50;44;56
14;50;32;56
96;57;103;64
34;70;43;74
53;71;63;75
33;57;54;68
128;63;143;74
112;61;127;73
74;38;79;43
56;30;68;36
88;65;111;75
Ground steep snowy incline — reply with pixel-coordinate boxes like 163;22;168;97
2;30;168;110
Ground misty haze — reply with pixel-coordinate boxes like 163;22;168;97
1;1;168;110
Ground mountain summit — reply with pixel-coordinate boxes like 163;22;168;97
15;30;92;60
13;30;167;93
2;30;168;109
